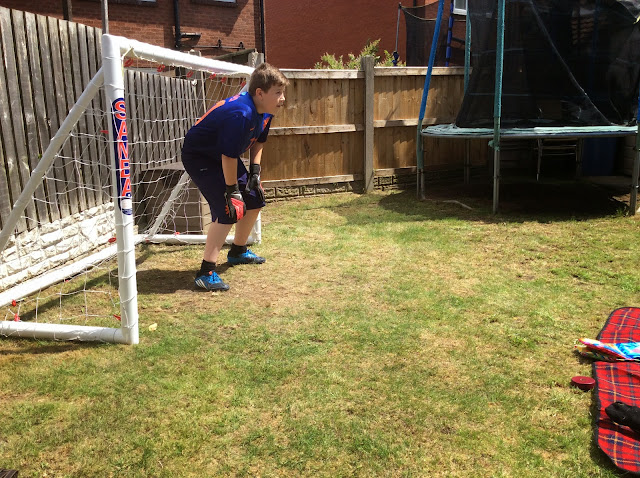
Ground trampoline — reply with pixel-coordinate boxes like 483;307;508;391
416;0;640;213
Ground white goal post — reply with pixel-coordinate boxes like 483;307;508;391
0;34;256;344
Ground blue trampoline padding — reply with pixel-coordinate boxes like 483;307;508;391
421;123;638;139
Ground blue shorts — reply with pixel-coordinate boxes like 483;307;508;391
183;155;266;225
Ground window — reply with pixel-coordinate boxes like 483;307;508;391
453;0;467;15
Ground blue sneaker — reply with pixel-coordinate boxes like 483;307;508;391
194;271;230;291
227;249;266;265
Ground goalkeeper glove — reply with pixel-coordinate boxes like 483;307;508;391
224;184;246;223
247;163;265;204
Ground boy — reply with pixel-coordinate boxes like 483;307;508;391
181;63;289;291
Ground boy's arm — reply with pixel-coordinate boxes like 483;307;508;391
221;154;238;185
247;142;266;203
250;141;264;166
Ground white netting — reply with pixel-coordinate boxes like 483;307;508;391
0;43;251;339
125;60;248;238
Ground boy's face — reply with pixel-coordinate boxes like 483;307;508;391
255;85;286;115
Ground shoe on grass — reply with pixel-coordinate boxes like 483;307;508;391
194;271;230;291
227;249;266;265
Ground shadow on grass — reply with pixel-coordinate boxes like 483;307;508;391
136;255;234;294
0;341;106;354
136;268;200;294
368;179;629;224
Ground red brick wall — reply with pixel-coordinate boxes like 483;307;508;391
264;0;466;69
264;0;411;69
0;0;262;58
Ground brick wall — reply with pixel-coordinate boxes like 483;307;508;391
263;0;464;69
1;0;261;58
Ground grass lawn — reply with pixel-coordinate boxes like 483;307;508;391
1;181;639;477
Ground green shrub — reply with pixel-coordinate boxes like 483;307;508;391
314;39;405;69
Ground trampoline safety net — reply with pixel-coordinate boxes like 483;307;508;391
457;0;640;129
402;4;465;66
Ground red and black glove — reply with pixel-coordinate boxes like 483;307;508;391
247;163;265;204
224;184;246;223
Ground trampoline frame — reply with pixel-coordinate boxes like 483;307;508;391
416;0;640;214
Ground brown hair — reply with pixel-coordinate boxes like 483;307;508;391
248;63;289;95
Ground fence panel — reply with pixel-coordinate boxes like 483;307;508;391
27;12;60;223
13;10;52;224
0;9;19;231
0;8;33;231
0;8;108;233
36;13;67;220
265;70;365;182
265;66;473;189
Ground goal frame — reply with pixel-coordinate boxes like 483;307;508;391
0;34;255;344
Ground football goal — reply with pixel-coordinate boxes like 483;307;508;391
0;34;255;344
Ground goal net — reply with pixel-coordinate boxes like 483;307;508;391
0;34;255;344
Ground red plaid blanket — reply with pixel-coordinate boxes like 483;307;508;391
595;307;640;474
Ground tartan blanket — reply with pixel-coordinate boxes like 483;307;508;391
594;307;640;474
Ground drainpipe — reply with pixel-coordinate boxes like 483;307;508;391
62;0;72;21
260;0;266;58
101;0;109;33
173;1;201;50
173;0;182;50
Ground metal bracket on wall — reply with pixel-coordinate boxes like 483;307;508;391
193;40;245;50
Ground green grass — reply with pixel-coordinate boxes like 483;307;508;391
1;186;639;477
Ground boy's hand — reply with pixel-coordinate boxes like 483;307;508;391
224;184;246;223
247;163;265;204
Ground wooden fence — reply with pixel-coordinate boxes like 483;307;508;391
263;64;490;197
0;8;106;233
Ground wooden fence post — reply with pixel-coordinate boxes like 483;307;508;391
361;55;375;193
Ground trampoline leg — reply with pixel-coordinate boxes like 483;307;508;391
417;129;426;200
417;167;425;200
575;138;583;178
493;148;500;213
631;143;640;215
536;139;543;181
464;139;471;184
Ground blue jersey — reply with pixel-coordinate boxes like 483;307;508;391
182;91;272;162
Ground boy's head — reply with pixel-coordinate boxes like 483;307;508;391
248;63;289;96
249;63;289;115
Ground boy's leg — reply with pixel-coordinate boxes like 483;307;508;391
203;221;234;263
194;220;233;291
227;208;266;265
182;156;243;290
231;208;261;246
